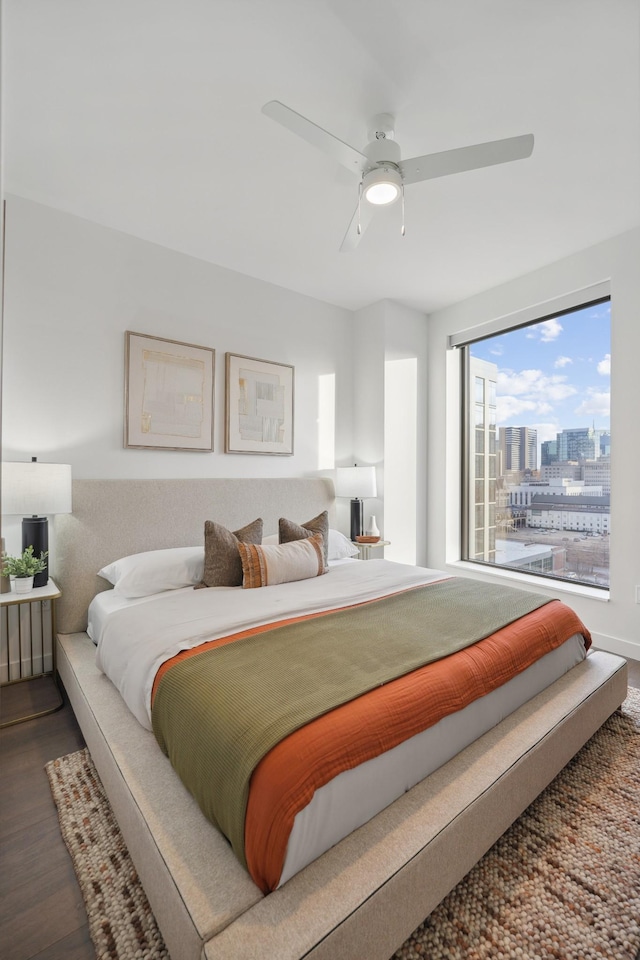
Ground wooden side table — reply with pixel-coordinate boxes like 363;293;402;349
353;539;390;560
0;579;63;727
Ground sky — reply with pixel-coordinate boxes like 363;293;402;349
471;299;611;450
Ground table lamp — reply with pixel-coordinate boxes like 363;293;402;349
335;465;377;541
1;458;73;588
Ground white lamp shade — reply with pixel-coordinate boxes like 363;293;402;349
2;461;73;516
335;465;377;500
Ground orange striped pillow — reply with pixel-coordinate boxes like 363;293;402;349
238;535;327;589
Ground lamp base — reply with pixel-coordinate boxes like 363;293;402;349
349;499;364;542
22;516;49;588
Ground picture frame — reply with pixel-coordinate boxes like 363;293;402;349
124;331;215;451
225;353;294;455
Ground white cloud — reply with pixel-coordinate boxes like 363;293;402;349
527;318;563;342
530;422;561;444
574;389;610;419
496;368;541;395
545;381;578;402
497;368;577;403
597;353;611;376
496;396;539;421
554;355;572;368
494;367;579;426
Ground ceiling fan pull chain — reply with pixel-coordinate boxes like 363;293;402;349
357;180;363;235
401;181;406;237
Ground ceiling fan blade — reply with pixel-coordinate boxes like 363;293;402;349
399;133;534;185
339;200;376;252
262;100;368;174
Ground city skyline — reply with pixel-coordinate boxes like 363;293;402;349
471;300;611;453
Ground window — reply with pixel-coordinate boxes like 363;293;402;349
460;295;610;588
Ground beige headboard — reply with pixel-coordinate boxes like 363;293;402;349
52;477;335;634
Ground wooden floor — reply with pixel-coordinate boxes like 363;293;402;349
0;679;91;960
1;656;639;960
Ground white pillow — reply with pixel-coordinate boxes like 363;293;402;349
98;546;204;598
262;528;358;561
327;528;359;560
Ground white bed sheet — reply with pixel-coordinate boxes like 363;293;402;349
93;559;447;729
87;558;359;642
88;588;158;643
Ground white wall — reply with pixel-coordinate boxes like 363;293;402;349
1;196;354;547
426;227;640;657
351;299;428;564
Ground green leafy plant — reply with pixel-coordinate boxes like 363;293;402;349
1;545;48;578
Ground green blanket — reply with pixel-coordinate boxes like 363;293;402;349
152;577;551;866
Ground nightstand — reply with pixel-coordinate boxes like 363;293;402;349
353;539;390;560
0;579;63;727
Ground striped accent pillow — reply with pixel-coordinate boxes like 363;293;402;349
238;534;327;589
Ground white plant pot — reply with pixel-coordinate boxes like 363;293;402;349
13;576;34;594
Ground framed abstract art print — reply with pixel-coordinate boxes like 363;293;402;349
125;331;215;451
225;353;294;455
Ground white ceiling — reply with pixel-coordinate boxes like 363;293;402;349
4;0;639;313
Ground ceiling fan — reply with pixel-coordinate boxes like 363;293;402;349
261;100;534;251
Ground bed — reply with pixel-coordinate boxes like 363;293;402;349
53;478;627;960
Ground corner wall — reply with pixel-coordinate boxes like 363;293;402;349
352;299;428;565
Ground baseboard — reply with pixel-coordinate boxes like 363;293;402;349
590;632;640;662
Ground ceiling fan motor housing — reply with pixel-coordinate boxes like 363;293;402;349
363;135;401;170
362;136;402;204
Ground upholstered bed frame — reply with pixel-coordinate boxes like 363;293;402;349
53;478;627;960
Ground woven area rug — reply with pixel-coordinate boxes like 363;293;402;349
46;689;640;960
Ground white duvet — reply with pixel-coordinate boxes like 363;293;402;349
93;557;588;887
94;559;446;730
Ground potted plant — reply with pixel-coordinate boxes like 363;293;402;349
1;546;48;594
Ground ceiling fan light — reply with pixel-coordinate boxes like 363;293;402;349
362;166;402;205
365;182;400;205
